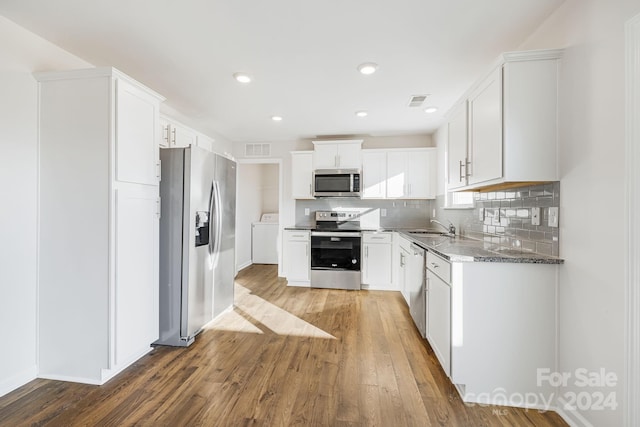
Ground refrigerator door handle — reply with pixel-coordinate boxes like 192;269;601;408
208;181;216;257
211;180;223;267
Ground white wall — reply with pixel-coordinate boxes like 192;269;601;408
260;164;279;214
427;1;640;425
235;164;263;270
0;15;91;397
516;1;640;425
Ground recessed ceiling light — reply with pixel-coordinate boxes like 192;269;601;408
424;106;439;114
357;62;378;75
271;115;283;121
233;72;251;83
355;111;368;117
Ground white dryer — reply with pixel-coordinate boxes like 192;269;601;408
252;213;279;264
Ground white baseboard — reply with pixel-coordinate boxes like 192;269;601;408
237;260;252;271
286;280;310;287
554;398;594;427
0;365;37;398
38;373;103;385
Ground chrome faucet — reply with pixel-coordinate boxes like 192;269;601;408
431;219;456;236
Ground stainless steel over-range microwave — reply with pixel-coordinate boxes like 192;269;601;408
313;169;361;197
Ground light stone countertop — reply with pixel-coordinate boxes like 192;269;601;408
284;225;564;264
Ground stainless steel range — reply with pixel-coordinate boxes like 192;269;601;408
310;211;362;290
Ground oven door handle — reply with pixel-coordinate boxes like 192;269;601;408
311;232;362;237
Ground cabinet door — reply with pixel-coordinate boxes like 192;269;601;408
386;152;408;198
291;152;314;199
115;79;159;186
313;144;338;169
336;143;362;169
427;270;451;376
170;122;197;148
468;66;503;185
399;247;410;304
197;134;214;152
114;186;159;366
283;231;310;282
448;102;468;189
159;118;170;148
407;150;435;199
362;243;392;288
362;152;387;198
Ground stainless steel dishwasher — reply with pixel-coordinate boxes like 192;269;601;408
408;243;426;337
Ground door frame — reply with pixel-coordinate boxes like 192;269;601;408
236;158;284;276
625;12;640;427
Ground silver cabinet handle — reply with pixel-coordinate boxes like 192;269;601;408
171;128;177;145
465;158;472;178
431;262;439;269
163;125;169;144
371;236;385;240
459;160;465;182
291;234;306;238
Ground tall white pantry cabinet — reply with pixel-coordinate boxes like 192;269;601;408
36;68;165;384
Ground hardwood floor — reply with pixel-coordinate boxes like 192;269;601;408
0;264;567;426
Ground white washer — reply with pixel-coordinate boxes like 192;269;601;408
252;213;279;264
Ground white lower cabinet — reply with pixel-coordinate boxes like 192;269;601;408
426;252;451;377
283;230;310;286
361;232;393;290
114;186;159;366
395;235;413;304
425;255;558;406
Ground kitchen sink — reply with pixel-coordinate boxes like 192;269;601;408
408;230;451;236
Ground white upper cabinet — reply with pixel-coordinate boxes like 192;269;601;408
362;151;387;198
386;149;435;199
291;151;314;199
115;79;160;186
169;121;197;148
159;117;170;148
468;66;503;186
447;102;469;190
196;133;214;152
160;115;216;152
312;140;362;169
447;49;562;191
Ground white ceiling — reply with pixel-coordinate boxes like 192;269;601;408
0;0;564;143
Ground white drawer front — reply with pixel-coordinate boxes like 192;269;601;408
285;230;310;241
363;232;392;244
427;251;451;283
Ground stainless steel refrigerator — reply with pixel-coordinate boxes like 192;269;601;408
155;146;236;347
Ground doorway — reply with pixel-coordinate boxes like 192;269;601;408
235;159;284;276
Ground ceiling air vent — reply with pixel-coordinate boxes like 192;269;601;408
408;94;429;107
244;143;271;157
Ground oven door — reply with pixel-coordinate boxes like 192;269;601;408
310;232;361;271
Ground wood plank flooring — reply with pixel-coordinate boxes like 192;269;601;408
0;264;567;426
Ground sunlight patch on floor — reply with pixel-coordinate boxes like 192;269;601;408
208;283;336;339
206;309;264;334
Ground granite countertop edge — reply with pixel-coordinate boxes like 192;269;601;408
284;225;564;265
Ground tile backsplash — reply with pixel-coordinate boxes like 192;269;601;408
463;182;561;256
295;199;430;230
